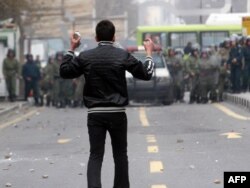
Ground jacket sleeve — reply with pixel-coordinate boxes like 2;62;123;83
60;51;83;79
124;53;154;80
227;50;232;65
237;48;243;64
36;66;41;80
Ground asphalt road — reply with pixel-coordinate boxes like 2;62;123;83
0;101;250;188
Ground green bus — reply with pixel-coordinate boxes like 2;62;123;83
136;24;242;49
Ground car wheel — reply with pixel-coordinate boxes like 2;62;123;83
162;100;173;105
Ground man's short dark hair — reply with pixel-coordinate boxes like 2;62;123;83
96;20;115;41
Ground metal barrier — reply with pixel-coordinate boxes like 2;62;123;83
223;93;250;111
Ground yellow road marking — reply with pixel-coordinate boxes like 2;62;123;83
0;109;38;131
150;161;164;173
148;146;159;153
220;132;242;139
139;107;149;127
152;185;168;188
147;134;155;137
146;135;157;143
213;103;250;121
57;139;72;144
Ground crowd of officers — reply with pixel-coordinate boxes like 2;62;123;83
164;35;250;104
2;35;250;106
2;51;85;108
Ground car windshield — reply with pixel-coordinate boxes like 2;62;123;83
131;52;165;68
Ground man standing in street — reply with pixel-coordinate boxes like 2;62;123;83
52;52;65;108
228;39;242;93
186;47;200;103
60;20;154;188
2;49;20;102
242;37;250;92
43;56;55;106
22;54;41;106
218;39;230;101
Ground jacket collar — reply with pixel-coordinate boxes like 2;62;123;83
98;41;114;46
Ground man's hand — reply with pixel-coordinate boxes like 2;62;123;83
143;38;154;57
70;32;81;51
232;58;237;64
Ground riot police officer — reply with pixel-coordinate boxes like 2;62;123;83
166;48;185;102
218;39;231;100
242;37;250;92
228;39;243;93
22;54;41;106
185;48;200;103
2;49;20;102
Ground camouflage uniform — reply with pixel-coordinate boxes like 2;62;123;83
218;44;230;100
167;54;185;102
2;50;20;101
185;51;200;103
73;75;85;107
43;59;54;106
52;60;62;107
199;52;219;103
52;52;73;108
61;78;74;107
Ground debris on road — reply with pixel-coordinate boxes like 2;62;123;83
214;179;221;184
5;183;12;187
177;139;184;143
4;153;12;159
176;147;184;151
189;165;195;169
13;124;18;128
29;169;35;173
42;175;49;179
80;163;85;167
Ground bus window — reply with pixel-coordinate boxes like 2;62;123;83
170;32;197;48
201;31;229;47
160;33;167;49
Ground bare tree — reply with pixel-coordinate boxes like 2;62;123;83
0;0;31;63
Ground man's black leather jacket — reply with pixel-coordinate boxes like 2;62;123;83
60;41;154;109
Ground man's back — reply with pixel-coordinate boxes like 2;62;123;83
61;41;154;109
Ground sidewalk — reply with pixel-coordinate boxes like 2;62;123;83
0;101;29;117
223;92;250;111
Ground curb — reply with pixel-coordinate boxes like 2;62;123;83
223;93;250;111
0;102;29;117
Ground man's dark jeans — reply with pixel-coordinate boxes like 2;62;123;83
24;80;39;105
242;64;250;91
231;66;241;93
87;112;129;188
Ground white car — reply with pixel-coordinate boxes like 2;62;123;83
126;50;174;105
